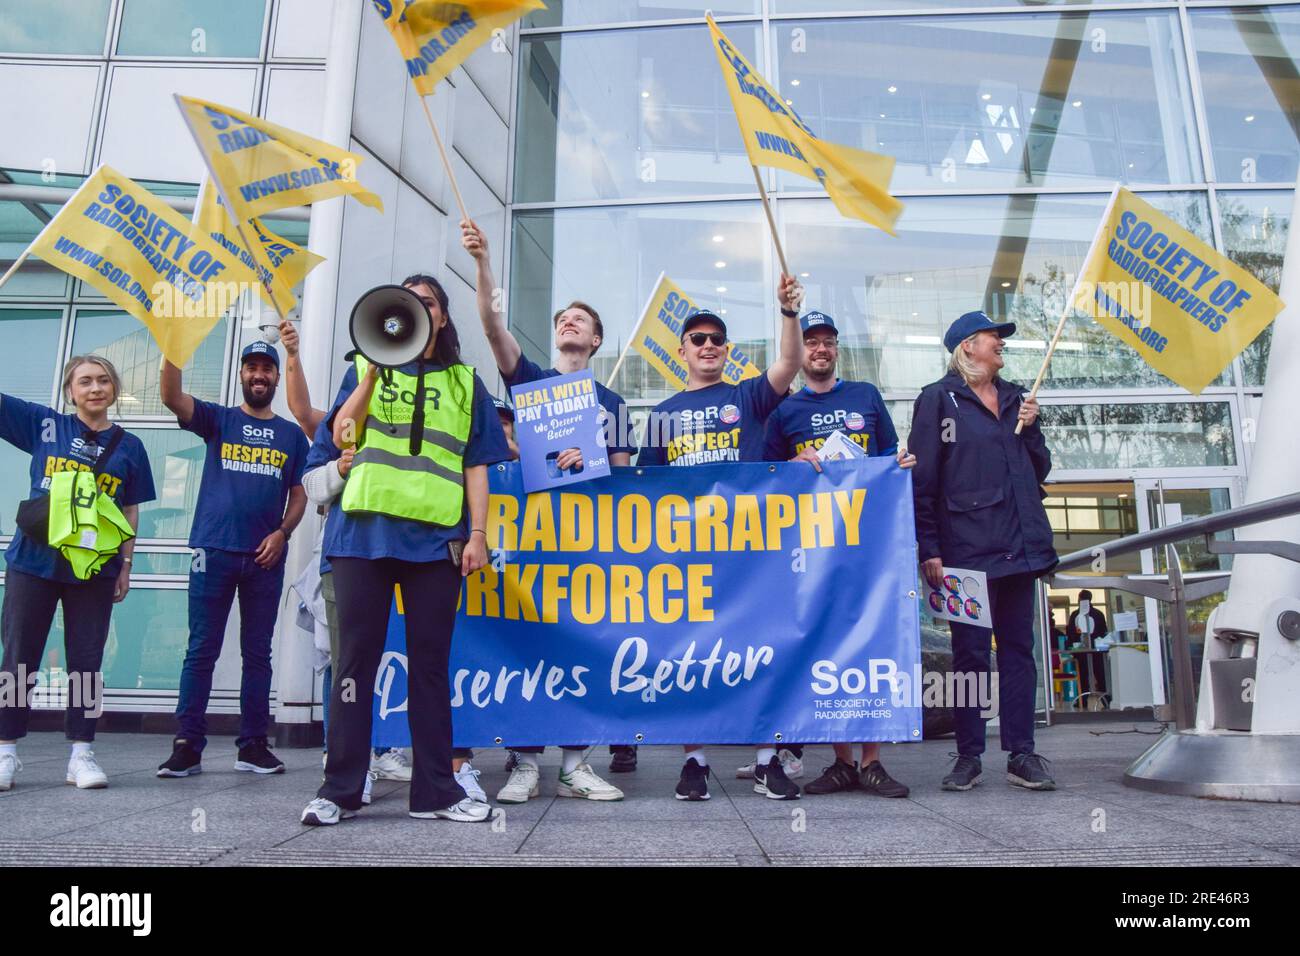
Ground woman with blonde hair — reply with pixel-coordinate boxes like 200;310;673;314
909;311;1058;793
0;355;155;791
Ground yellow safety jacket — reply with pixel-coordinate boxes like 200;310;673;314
341;356;474;526
47;470;135;580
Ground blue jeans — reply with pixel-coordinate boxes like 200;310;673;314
176;548;284;751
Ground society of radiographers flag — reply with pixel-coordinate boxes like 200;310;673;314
29;166;258;367
1073;187;1283;394
193;178;324;316
175;95;384;222
632;272;762;390
706;14;902;236
370;0;546;96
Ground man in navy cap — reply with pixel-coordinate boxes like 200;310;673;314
492;397;519;460
639;274;805;802
763;309;916;798
157;341;309;778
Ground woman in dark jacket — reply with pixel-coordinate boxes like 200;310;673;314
909;311;1058;792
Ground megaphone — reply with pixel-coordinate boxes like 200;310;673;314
348;284;432;368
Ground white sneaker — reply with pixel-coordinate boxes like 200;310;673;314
0;752;20;790
370;748;412;781
362;769;376;805
455;761;488;803
736;750;804;780
557;763;624;801
495;762;540;804
301;797;356;826
411;796;491;822
66;751;108;789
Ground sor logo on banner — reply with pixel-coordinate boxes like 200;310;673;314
720;404;741;425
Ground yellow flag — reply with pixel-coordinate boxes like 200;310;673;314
175;95;384;222
30;166;259;367
193;178;324;316
632;273;762;391
1073;187;1283;394
371;0;546;96
706;15;902;236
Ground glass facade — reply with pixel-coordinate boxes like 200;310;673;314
0;0;323;704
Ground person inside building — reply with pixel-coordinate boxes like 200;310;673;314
279;320;428;790
462;218;636;799
1066;588;1109;699
300;273;508;826
156;342;308;778
0;356;155;791
763;310;915;799
909;311;1059;792
638;274;804;801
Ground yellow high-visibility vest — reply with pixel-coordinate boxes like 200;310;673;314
340;356;474;526
47;470;134;580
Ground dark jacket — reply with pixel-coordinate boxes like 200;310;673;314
910;371;1057;580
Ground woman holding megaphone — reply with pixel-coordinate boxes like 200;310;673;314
300;274;510;827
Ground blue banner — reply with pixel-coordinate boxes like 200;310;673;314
372;459;922;747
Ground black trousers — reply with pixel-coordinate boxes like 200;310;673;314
0;567;114;742
317;557;466;813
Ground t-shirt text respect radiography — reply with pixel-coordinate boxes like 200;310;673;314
638;376;785;467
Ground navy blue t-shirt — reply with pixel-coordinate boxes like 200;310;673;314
0;395;156;582
638;375;784;466
323;362;509;564
181;400;308;554
505;354;636;459
763;380;899;461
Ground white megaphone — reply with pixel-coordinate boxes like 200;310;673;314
348;284;432;368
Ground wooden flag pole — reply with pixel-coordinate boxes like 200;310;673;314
751;165;791;277
0;249;31;295
1013;184;1119;435
419;96;470;223
607;272;666;387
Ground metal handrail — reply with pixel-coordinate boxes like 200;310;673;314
1054;491;1300;572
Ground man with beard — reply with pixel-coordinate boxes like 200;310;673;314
157;341;309;777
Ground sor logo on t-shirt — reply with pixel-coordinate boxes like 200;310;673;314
242;424;275;445
720;404;741;425
67;437;103;462
844;412;866;431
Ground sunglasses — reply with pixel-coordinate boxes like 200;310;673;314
686;331;727;347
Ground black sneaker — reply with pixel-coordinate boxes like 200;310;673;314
608;745;638;773
675;759;710;801
1007;752;1056;791
803;759;860;795
941;753;983;791
860;760;910;798
754;755;800;800
157;738;202;778
235;738;285;774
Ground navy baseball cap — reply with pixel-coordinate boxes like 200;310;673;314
681;310;727;340
800;311;838;337
240;340;280;369
493;397;515;421
943;310;1016;353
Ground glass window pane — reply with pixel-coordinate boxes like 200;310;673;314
116;0;267;57
127;552;193;576
772;12;1201;193
782;191;1218;393
70;310;229;418
1041;401;1236;469
510;202;767;402
525;1;758;28
2;200;72;299
0;64;101;174
0;0;111;54
133;429;208;541
774;0;1095;12
515;23;764;203
0;309;62;403
101;588;190;691
1218;189;1291;387
1191;7;1300;185
0;441;33;534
